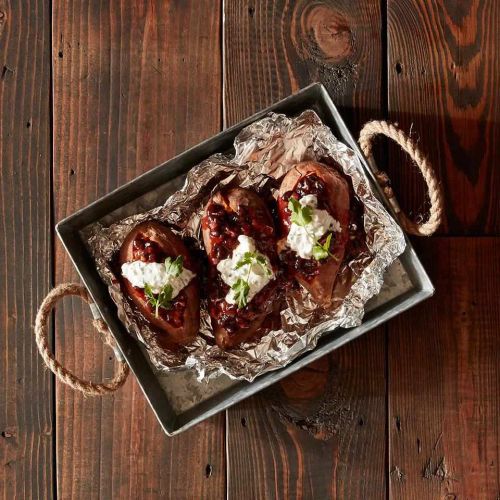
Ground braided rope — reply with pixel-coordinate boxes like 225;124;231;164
359;120;444;236
34;283;129;396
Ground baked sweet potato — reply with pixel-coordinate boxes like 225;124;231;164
277;161;350;306
119;221;200;348
201;187;279;349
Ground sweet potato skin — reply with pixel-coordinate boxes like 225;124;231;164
277;161;350;306
214;313;267;350
119;221;200;348
202;187;278;349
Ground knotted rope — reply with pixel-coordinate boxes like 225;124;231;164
359;120;443;236
34;283;129;395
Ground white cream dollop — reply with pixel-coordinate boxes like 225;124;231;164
121;260;195;298
287;194;341;259
216;235;275;305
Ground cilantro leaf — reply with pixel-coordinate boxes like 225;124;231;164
144;283;156;303
312;233;333;261
157;283;173;308
164;255;183;277
234;251;272;277
144;282;174;317
312;244;328;260
234;252;255;270
288;197;312;226
231;278;250;309
255;254;267;266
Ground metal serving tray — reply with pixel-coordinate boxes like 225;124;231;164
57;83;434;436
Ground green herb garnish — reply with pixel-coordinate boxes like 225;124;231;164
234;251;272;277
288;197;312;226
312;233;333;260
289;197;337;262
144;283;174;318
164;255;183;277
230;251;273;309
143;256;183;317
231;278;250;309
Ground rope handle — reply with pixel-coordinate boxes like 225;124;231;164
34;283;129;396
358;120;444;236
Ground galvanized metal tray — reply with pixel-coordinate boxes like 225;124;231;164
57;83;434;435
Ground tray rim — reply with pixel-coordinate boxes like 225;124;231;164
56;82;434;436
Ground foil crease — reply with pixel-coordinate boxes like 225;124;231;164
85;111;406;382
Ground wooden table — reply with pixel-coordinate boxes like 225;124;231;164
1;1;498;498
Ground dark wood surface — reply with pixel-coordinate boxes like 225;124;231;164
0;1;53;499
226;334;387;499
1;1;498;499
388;238;500;499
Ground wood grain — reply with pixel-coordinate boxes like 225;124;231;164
227;332;387;499
52;1;224;498
224;1;387;497
387;0;500;235
0;1;53;498
388;238;500;499
224;0;384;129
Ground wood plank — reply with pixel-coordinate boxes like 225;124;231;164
224;1;387;497
227;332;387;499
0;1;53;498
388;238;500;499
387;0;500;234
224;0;384;129
52;2;224;498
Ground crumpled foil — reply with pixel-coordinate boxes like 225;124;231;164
85;110;406;382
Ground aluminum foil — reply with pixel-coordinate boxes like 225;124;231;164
85;110;406;382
